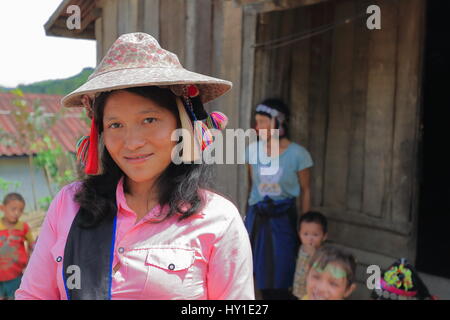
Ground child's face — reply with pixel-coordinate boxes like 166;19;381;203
1;200;25;224
306;262;356;300
299;221;327;249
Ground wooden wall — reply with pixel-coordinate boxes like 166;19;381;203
250;0;425;270
93;0;426;275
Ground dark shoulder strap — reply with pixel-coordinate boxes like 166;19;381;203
63;208;117;300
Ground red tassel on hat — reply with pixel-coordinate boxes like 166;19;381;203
187;84;199;97
85;117;99;175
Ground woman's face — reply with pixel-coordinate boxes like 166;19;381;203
255;114;275;140
102;90;178;184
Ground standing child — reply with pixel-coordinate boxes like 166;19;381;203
0;193;34;300
303;245;357;300
292;211;328;299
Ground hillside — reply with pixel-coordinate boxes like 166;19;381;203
0;67;94;95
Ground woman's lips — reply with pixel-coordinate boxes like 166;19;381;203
124;153;153;164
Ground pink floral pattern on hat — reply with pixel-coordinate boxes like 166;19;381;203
94;34;182;77
62;33;232;108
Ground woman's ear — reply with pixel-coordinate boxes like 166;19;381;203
322;232;328;243
344;283;357;298
0;204;5;212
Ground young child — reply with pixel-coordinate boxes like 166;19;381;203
371;258;436;300
303;245;357;300
292;211;328;299
0;193;34;300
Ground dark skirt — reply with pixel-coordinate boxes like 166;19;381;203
244;196;299;290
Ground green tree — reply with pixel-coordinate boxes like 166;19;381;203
0;89;76;209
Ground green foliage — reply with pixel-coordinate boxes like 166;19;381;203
0;178;21;201
3;89;78;208
37;196;52;211
0;67;94;95
33;136;77;190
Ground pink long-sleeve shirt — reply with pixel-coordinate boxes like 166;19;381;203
16;178;254;300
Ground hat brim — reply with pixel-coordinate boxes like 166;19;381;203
61;67;232;108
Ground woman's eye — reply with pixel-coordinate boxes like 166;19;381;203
108;123;122;129
144;117;156;124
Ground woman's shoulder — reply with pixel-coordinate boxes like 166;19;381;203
56;180;83;201
45;180;83;227
200;189;242;222
288;142;309;153
287;142;312;158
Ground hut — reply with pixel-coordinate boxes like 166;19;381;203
44;0;450;298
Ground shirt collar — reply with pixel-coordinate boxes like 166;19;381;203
115;176;206;222
116;176;166;222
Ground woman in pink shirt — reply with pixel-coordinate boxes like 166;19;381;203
16;33;254;300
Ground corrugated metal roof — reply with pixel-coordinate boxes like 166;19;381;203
0;93;89;156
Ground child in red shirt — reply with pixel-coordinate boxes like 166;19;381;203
0;193;34;300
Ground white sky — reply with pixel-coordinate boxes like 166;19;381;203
0;0;96;87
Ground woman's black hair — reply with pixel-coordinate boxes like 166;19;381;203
74;86;212;228
256;98;290;138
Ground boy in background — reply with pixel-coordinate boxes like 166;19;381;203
292;211;328;299
0;193;34;300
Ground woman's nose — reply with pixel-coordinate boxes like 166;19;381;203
124;128;146;150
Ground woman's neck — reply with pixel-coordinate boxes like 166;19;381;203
265;136;290;156
125;177;157;198
124;177;159;221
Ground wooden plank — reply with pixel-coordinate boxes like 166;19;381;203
391;0;425;226
289;6;311;148
327;217;412;259
362;0;398;218
117;0;139;35
238;8;258;214
332;243;398;271
315;206;412;236
346;0;371;212
252;12;270;107
44;0;73;34
237;0;332;13
270;10;292;99
185;0;212;75
208;0;244;209
142;0;160;40
307;1;333;207
323;0;355;209
101;0;118;54
95;17;103;64
159;0;186;64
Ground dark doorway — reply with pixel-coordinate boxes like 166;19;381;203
416;0;450;278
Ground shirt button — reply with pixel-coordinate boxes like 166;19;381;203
168;263;175;270
56;256;62;263
118;247;125;254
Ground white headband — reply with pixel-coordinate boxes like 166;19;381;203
256;104;285;122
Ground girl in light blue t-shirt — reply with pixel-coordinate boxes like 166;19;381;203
244;98;313;300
